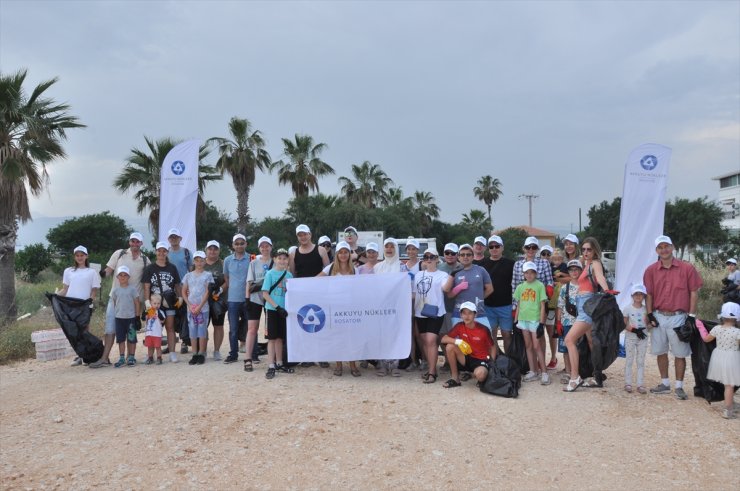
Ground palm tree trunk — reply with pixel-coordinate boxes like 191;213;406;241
487;204;492;231
234;181;249;233
0;219;18;325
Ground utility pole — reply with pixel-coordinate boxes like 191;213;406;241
518;194;539;227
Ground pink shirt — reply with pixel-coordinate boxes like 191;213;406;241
643;257;702;312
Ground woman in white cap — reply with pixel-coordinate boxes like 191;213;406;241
318;235;334;263
58;245;102;366
356;242;379;274
374;238;404;376
562;234;580;263
242;236;274;372
343;226;366;265
142;242;183;363
203;240;226;360
403;239;422;273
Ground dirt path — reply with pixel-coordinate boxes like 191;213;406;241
1;330;738;490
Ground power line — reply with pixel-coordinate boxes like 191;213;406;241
518;194;539;227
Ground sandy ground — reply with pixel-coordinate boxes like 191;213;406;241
1;323;739;491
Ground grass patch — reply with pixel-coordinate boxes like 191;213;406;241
696;263;725;321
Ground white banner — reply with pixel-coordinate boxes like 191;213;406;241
285;273;411;362
615;143;671;307
158;139;200;252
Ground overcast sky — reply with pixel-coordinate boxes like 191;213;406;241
2;0;738;235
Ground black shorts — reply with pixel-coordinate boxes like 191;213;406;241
115;317;137;344
247;301;264;321
266;309;286;340
415;316;444;335
457;356;489;373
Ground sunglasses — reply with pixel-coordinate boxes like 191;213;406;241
444;251;457;255
423;255;437;261
321;243;331;247
524;245;538;250
488;244;502;249
540;252;551;257
458;252;473;257
581;247;592;252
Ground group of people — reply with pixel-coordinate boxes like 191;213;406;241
58;225;739;418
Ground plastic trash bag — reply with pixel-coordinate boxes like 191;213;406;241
689;319;739;403
174;304;190;346
480;355;520;398
45;293;103;364
507;326;530;374
583;292;623;372
675;316;694;343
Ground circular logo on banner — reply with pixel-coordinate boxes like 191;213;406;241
297;304;326;333
640;155;658;171
171;160;186;175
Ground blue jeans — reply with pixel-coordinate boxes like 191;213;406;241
227;301;247;358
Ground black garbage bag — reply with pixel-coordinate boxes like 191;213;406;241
480;355;521;398
45;293;103;364
689;319;739;402
721;288;740;305
583;293;623;372
577;335;594;379
675;316;695;343
174;303;190;346
207;282;228;321
507;326;530;374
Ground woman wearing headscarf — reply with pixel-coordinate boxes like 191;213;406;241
373;238;404;376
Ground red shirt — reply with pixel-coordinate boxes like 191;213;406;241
643;257;702;312
448;322;493;360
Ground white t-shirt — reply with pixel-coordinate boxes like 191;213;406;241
322;263;354;275
728;270;740;286
413;270;450;318
622;303;647;329
247;255;272;304
144;311;165;338
62;267;101;300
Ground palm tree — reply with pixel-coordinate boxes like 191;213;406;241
338;161;393;208
382;187;412;207
273;134;334;198
113;137;220;238
473;175;503;229
207;117;271;233
0;69;85;323
461;209;489;236
413;190;440;237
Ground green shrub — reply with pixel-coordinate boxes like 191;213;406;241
696;263;725;321
14;243;53;282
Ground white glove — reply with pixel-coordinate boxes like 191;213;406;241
454;339;462;346
145;299;151;309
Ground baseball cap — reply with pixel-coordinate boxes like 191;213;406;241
366;242;379;252
567;259;583;269
474;236;487;246
275;248;289;257
206;240;220;249
335;241;351;252
344;226;358;235
654;235;673;247
295;224;311;234
630;284;647;296
155;241;169;250
458;243;473;252
73;245;88;255
129;232;144;242
524;236;539;247
726;258;737;265
193;251;206;259
720;302;740;319
443;243;459;254
116;265;130;276
522;261;537;273
232;233;246;243
167;228;181;237
541;245;554;254
406;239;420;250
563;234;579;245
460;301;477;313
423;248;439;257
488;235;503;246
318;235;331;245
257;236;272;246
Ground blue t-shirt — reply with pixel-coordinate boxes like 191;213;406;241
168;248;191;280
262;268;292;310
224;253;250;302
451;264;492;328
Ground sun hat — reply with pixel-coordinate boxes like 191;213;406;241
73;245;88;255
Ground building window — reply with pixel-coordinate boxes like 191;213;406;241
719;174;739;189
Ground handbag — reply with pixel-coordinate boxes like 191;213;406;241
421;303;439;317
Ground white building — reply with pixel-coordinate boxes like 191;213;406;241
712;171;740;237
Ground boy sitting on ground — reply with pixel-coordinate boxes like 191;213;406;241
441;301;496;388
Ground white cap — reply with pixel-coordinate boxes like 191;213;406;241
406;239;420;250
129;232;144;242
488;235;503;246
654;235;672;247
383;238;397;247
193;250;206;259
458;243;473;252
567;259;583;269
206;240;220;249
524;236;539;247
541;245;553;254
335;241;351;252
720;302;740;319
167;228;181;237
563;234;579;245
344;226;358;235
257;236;272;246
443;243;459;254
522;261;537;273
318;235;331;245
474;236;487;246
155;241;169;250
366;242;379;252
232;233;246;243
630;283;647;296
460;301;477;313
73;245;88;255
424;248;439;257
296;224;311;234
726;258;737;265
116;265;130;276
288;246;298;255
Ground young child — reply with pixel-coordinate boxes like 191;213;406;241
556;259;581;383
697;302;740;419
110;266;140;367
182;251;214;365
262;248;294;379
440;301;494;388
622;284;649;394
545;248;568;369
513;261;549;384
143;293;166;365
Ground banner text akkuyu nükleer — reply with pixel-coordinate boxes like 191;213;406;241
158;139;199;253
615;143;671;307
286;273;412;362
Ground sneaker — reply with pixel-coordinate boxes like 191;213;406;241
169;353;178;363
114;356;126;368
189;356;198;365
523;371;538;382
541;372;551;385
213;351;222;361
144;357;154;365
196;354;205;365
675;387;688;400
239;344;246;353
650;383;671;394
319;362;330;368
126;355;136;366
405;362;418;372
223;355;239;364
162;347;170;355
70;357;83;366
546;360;557;370
180;345;189;354
251;357;261;364
89;359;109;369
722;409;736;419
156;357;163;365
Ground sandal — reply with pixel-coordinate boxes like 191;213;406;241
582;377;602;388
460;372;472;382
276;364;294;374
637;386;647;394
423;373;438;384
243;359;253;372
443;379;461;388
333;367;343;376
624;384;633;393
350;368;361;377
265;367;276;379
563;376;583;392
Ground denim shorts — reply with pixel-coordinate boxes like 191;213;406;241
484;305;514;332
575;294;594;324
188;312;209;339
557;324;572;353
